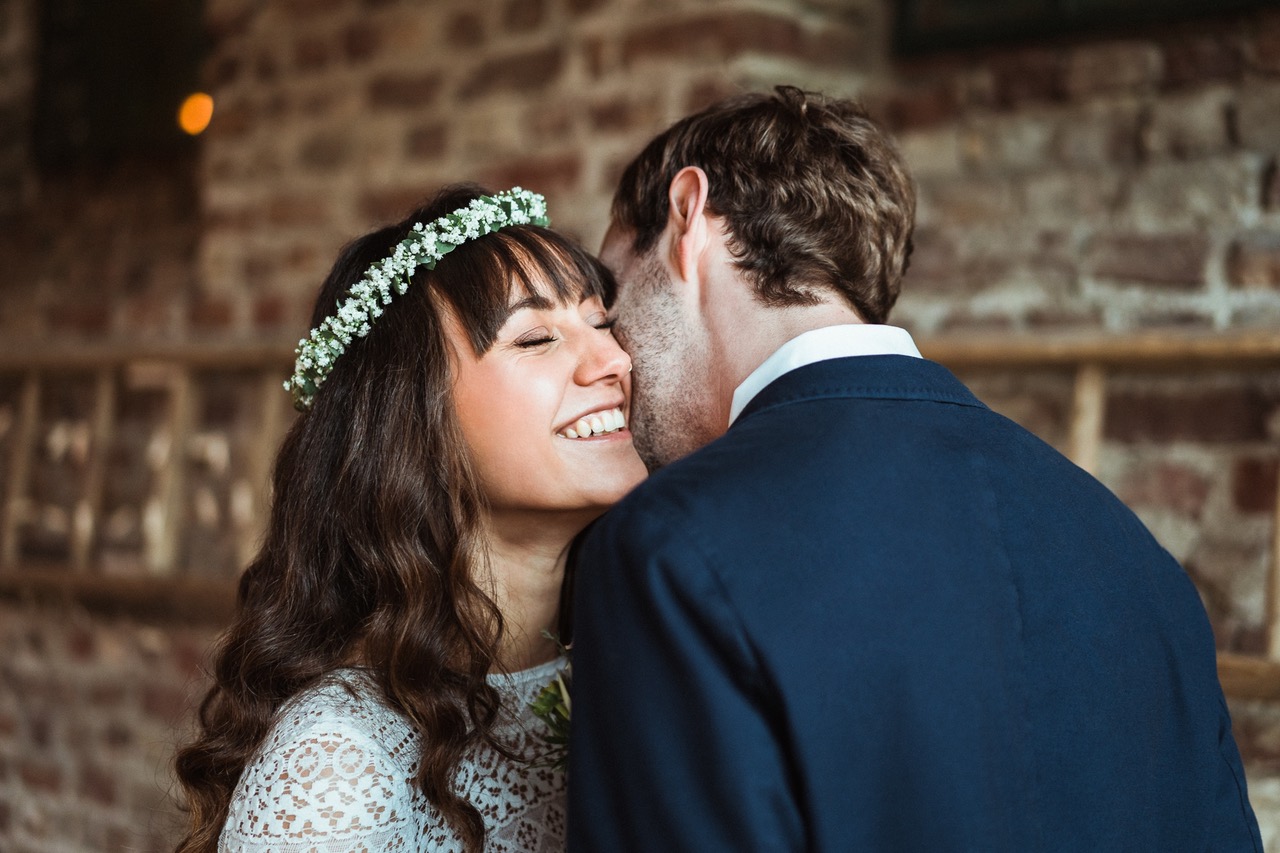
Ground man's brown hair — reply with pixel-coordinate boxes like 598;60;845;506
611;85;916;324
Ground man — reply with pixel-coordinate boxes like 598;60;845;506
567;86;1262;851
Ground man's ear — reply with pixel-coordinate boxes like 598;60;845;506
666;166;711;284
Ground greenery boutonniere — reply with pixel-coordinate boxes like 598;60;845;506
529;632;571;770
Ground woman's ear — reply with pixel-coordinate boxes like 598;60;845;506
666;166;711;284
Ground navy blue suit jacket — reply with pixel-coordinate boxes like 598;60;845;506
568;355;1261;852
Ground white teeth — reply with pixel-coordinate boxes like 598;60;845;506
558;407;627;439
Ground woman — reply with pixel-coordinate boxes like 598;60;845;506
174;184;648;852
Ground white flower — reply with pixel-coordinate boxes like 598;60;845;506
286;188;549;411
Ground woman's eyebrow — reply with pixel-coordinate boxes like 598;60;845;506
505;294;555;313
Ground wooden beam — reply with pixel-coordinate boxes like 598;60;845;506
0;341;295;372
920;330;1280;369
1270;457;1280;662
1218;652;1280;702
0;331;1275;374
1068;363;1106;476
147;368;195;575
0;566;237;625
72;368;116;572
1;372;39;569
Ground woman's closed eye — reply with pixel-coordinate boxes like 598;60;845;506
515;328;557;348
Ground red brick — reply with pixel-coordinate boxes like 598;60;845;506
1085;232;1209;289
67;627;95;661
937;310;1015;334
79;764;116;806
1105;386;1279;443
279;0;346;15
880;83;958;132
142;685;189;722
1226;234;1280;289
248;295;283;331
924;178;1020;226
19;761;61;794
447;11;485;47
901;228;958;293
88;683;127;707
294;36;329;71
1116;462;1212;519
255;53;280;83
299;132;351;172
1025;304;1103;330
205;5;253;40
482;153;583;198
1236;86;1280;151
582;36;608;79
1160;33;1243;90
1232;457;1279;514
205;102;253;140
360;185;437;225
684;78;740;114
46;301;110;336
460;45;564;97
206;56;242;88
103;722;133;747
587;96;662;134
267;194;331;227
1250;12;1280;72
368;72;442;109
622;10;854;67
174;630;211;676
1063;41;1163;98
344;23;380;61
989;48;1066;108
503;0;545;32
188;297;233;331
405;123;448;160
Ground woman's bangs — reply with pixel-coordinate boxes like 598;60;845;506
442;227;612;356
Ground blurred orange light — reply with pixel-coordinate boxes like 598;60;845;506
178;93;214;135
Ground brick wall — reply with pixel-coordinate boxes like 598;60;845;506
194;0;882;339
1;1;1278;850
0;0;33;217
0;601;218;851
878;11;1280;333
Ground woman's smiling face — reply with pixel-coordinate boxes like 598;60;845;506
449;283;648;528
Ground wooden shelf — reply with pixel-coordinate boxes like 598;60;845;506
1219;653;1280;702
921;329;1280;369
0;566;237;625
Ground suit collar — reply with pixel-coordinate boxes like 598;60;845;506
735;355;987;424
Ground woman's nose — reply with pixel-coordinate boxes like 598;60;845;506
576;330;631;385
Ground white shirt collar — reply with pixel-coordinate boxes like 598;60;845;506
728;324;922;425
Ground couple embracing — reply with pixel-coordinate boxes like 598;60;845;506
176;87;1262;852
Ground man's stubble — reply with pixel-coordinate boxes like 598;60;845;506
618;253;721;472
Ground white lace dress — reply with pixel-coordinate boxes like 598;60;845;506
219;658;568;852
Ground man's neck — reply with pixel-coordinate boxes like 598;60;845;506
708;298;867;421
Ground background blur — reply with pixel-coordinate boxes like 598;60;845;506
1;0;1279;850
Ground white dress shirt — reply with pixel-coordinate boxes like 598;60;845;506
728;324;922;425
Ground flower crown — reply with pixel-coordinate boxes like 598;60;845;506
284;188;550;411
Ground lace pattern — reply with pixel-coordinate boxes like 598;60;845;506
219;659;568;852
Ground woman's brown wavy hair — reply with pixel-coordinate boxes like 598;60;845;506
173;184;613;853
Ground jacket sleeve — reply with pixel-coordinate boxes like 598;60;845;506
567;498;804;852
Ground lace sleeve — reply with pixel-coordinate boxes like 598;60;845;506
220;699;419;853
